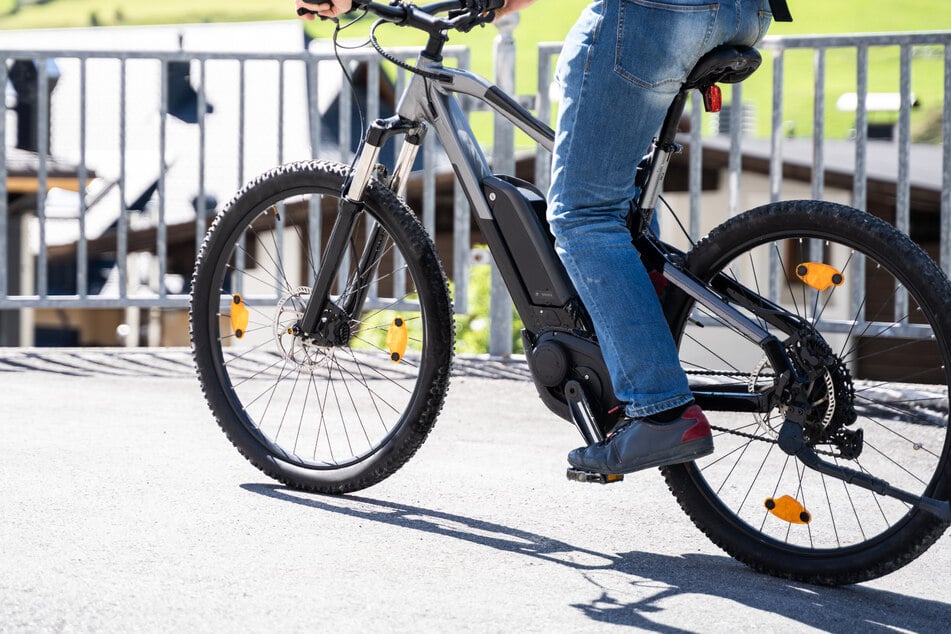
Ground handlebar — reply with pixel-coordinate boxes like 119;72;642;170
298;0;496;34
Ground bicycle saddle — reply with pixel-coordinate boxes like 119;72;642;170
683;45;762;90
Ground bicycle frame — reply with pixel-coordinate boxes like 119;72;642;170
298;52;799;410
269;23;951;518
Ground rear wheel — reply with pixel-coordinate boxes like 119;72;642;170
190;160;454;493
663;200;951;585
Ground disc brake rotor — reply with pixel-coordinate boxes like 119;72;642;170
274;286;329;369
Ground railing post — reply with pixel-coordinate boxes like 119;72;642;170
489;12;519;357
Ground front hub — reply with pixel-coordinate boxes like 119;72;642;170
273;287;352;369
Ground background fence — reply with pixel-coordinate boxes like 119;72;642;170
1;21;949;353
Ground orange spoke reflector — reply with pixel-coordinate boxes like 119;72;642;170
230;294;249;339
795;262;844;292
386;316;408;363
764;495;812;524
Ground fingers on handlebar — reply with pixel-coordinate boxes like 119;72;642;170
296;0;348;20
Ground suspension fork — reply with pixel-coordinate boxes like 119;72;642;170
297;116;423;337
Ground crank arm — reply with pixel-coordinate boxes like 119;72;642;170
778;418;951;522
564;380;603;445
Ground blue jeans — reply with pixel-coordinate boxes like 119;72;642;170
548;0;771;418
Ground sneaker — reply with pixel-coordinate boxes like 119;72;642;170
567;404;713;474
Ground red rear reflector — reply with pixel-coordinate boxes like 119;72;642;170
703;85;722;113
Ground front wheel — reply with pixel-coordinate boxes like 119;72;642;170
663;200;951;585
190;160;454;493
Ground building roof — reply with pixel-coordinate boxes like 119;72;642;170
5;147;85;193
700;135;945;197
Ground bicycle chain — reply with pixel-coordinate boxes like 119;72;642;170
710;423;840;458
691;371;841;458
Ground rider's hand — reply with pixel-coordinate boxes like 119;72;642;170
494;0;536;18
295;0;352;21
460;0;506;13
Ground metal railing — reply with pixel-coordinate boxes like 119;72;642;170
1;26;949;351
0;43;471;310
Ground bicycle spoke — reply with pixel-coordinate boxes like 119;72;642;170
671;203;951;567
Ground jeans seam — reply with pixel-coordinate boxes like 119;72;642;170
561;13;605;178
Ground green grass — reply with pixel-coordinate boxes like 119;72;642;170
1;0;947;139
0;0;294;28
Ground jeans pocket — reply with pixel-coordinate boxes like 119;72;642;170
615;0;719;90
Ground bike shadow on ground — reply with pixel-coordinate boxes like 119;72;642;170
243;483;951;632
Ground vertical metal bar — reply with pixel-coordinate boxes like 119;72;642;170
688;90;702;242
393;65;407;181
308;58;322;287
808;48;827;320
277;60;285;165
852;45;869;325
769;46;785;205
367;56;380;125
852;44;868;211
308;57;322;161
196;58;208;255
453;48;472;315
335;57;354;295
78;57;88;299
238;59;246;188
158;59;168;299
276;60;286;296
768;46;785;303
0;57;7;299
453;181;470;316
366;56;384;304
812;48;826;200
727;82;742;217
535;47;553;192
236;59;246;296
490;14;518;357
339;60;352;161
896;44;912;237
943;44;951;277
853;45;869;212
118;58;129;299
423;134;437;238
895;44;912;324
37;58;49;298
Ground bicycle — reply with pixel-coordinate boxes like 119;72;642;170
189;0;951;585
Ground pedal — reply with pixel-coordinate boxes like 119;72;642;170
566;468;624;484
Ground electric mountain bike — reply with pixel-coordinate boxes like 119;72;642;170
190;0;951;585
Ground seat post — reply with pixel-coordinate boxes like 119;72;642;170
636;90;689;213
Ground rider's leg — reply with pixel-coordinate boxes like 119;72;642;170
548;0;771;471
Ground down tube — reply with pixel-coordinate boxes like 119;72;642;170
427;91;497;220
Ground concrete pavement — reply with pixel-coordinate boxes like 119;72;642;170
2;349;950;632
